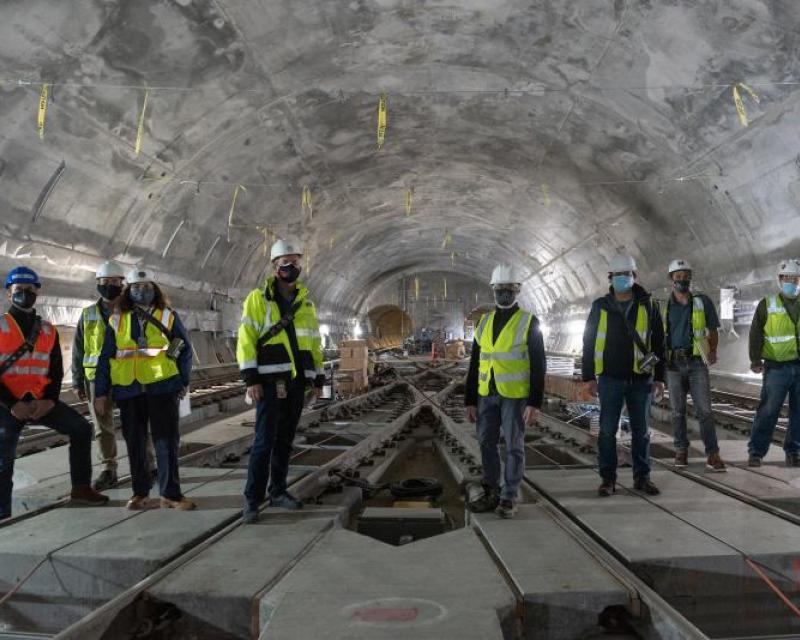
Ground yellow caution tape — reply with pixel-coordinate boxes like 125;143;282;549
301;185;313;218
37;83;48;140
414;276;420;300
227;184;246;242
377;93;387;149
404;188;413;216
262;228;269;256
441;230;451;249
329;236;335;250
134;89;150;156
541;183;551;207
733;82;760;127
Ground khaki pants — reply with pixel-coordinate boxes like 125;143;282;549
85;380;155;472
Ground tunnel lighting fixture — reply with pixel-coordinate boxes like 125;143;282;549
539;323;550;338
319;324;330;336
566;319;585;336
353;324;363;338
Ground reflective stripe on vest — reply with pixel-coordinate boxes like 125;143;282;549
109;308;179;386
661;295;708;357
762;295;800;362
82;303;108;381
477;309;534;399
595;304;649;375
0;313;56;399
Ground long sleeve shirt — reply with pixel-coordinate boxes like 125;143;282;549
0;306;63;405
71;299;113;390
749;294;800;365
94;308;193;400
464;305;547;408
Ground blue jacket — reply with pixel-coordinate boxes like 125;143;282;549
94;308;193;400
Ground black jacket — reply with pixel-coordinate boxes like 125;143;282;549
582;283;665;383
464;305;547;407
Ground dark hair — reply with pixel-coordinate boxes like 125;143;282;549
119;282;171;312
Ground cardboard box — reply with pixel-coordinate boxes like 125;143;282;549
337;368;368;395
340;339;367;349
340;346;369;360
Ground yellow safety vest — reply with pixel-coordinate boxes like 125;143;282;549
595;303;649;375
81;303;108;381
661;295;708;357
109;308;179;386
762;294;800;362
475;308;534;399
236;277;323;381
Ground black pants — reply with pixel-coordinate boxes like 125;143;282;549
117;392;183;500
0;401;93;519
244;378;305;506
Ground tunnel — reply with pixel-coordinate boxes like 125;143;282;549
365;304;413;350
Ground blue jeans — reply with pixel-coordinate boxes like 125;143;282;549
0;401;93;519
748;362;800;458
476;394;526;501
666;359;719;455
117;392;183;500
597;376;652;483
244;378;305;506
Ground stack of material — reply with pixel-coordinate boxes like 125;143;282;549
444;339;465;360
338;339;369;395
544;374;593;402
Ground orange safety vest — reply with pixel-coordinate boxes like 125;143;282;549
0;313;56;400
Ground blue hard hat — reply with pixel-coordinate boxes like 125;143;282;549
5;266;42;289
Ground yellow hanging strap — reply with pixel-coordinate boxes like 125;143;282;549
227;184;246;242
414;277;420;301
301;185;313;218
329;236;335;250
377;93;387;149
262;228;269;256
134;88;150;156
37;83;48;140
404;188;413;216
441;229;452;249
305;249;311;277
733;82;760;127
541;183;551;207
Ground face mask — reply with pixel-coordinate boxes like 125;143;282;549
130;287;155;306
673;280;691;294
11;289;36;310
782;282;800;298
612;275;634;293
97;284;123;301
277;264;301;284
494;289;517;308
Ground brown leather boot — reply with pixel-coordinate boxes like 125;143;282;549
674;449;688;467
70;485;109;506
706;453;726;472
160;496;197;511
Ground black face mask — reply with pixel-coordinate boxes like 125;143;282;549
673;280;691;294
277;264;301;284
11;289;37;310
494;289;516;308
97;284;123;301
130;288;155;306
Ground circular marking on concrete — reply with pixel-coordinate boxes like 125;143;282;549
343;597;448;628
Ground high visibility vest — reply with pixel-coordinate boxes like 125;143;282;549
109;308;179;386
236;278;323;381
475;308;534;399
762;295;800;362
595;303;650;375
0;313;56;400
81;303;108;381
661;295;709;357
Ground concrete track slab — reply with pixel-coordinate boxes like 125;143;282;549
258;529;516;640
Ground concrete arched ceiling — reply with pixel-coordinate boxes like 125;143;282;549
1;0;799;319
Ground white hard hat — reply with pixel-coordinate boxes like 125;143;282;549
668;258;693;274
95;260;125;279
126;267;156;285
270;238;303;262
490;264;522;286
778;259;800;277
609;254;637;273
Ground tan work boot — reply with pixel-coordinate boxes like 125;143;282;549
70;485;109;506
126;495;151;510
160;496;197;511
674;449;688;467
706;453;726;472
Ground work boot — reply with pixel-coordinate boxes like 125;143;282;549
160;496;197;511
270;492;303;510
706;453;726;472
597;480;615;497
674;449;688;468
495;499;517;519
633;478;660;496
92;469;118;491
467;485;499;513
70;485;110;506
242;504;260;524
126;495;150;510
748;455;762;467
786;452;800;468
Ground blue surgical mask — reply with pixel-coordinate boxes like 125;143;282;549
612;275;634;293
781;282;800;298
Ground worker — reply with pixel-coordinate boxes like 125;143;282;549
747;259;800;467
0;267;108;520
582;254;666;497
72;261;155;490
465;264;546;519
662;259;725;471
94;268;195;510
237;238;324;524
